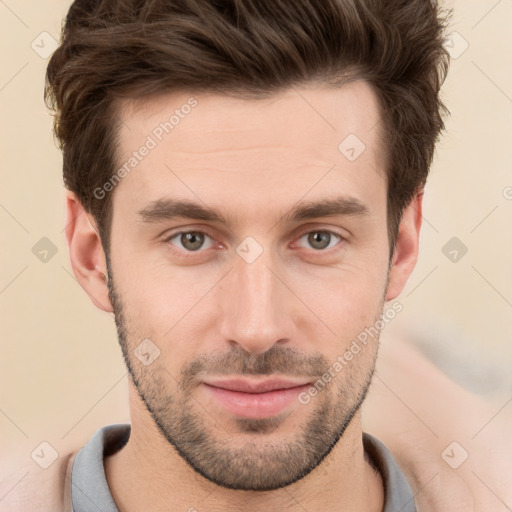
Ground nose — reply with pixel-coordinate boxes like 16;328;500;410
217;246;295;355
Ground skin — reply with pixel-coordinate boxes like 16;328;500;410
65;81;422;512
364;335;512;510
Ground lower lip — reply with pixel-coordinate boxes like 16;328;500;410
202;383;311;419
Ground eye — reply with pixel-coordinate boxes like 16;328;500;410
296;230;342;251
165;231;215;252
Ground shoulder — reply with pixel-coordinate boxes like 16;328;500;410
364;335;512;510
0;448;76;512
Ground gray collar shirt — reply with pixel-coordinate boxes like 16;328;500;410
71;424;417;512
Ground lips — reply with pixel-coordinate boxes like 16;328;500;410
201;376;314;419
202;377;313;394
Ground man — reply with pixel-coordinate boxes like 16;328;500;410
4;0;453;510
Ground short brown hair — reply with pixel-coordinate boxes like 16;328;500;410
45;0;451;256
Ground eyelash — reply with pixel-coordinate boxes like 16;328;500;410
162;229;344;258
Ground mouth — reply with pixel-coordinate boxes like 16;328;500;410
201;377;313;419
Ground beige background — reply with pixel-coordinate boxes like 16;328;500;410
0;0;511;497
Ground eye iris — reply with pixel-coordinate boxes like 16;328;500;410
308;232;331;250
181;232;204;251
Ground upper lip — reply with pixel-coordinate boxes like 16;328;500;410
202;377;312;394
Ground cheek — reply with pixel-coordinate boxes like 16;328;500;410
291;263;387;344
110;230;204;313
112;256;220;366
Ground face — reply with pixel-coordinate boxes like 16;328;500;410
105;82;393;490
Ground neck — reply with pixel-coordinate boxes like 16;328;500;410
105;402;384;512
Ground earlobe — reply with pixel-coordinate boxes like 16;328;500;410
65;191;113;313
385;191;424;301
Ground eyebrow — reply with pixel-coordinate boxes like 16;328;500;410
136;196;370;226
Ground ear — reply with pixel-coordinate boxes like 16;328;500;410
65;190;113;312
385;190;423;301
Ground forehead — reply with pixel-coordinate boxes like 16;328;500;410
112;82;386;220
118;81;383;152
